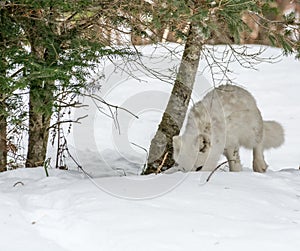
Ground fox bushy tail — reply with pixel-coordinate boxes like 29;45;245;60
263;121;284;149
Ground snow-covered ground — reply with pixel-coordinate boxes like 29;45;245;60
0;45;299;250
1;168;300;251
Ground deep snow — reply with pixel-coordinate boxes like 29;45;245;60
1;168;300;251
0;44;300;250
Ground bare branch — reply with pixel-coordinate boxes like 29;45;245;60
48;115;88;130
156;152;169;174
87;93;139;119
130;142;149;175
206;161;229;183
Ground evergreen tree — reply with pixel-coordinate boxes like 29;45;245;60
1;0;131;168
0;4;27;171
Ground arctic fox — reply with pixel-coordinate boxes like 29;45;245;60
172;85;284;173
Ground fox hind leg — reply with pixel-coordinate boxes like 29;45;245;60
252;143;268;173
224;147;243;172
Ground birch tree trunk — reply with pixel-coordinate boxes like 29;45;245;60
144;22;205;174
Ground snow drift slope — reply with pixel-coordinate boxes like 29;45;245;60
0;168;300;251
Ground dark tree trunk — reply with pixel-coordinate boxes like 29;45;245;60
24;20;55;167
0;98;7;172
26;82;53;167
144;22;205;174
0;53;7;172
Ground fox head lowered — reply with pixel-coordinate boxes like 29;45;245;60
172;133;211;172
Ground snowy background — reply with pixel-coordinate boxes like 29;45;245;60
0;45;299;250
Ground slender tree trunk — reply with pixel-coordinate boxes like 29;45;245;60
0;11;7;172
0;54;7;171
26;82;53;167
144;22;205;174
0;96;7;172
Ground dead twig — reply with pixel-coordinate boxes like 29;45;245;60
89;94;139;119
130;142;149;175
206;160;229;183
64;145;93;179
13;181;24;187
156;152;168;174
48;115;88;130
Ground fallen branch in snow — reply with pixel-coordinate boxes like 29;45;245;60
156;152;168;174
206;160;229;183
13;181;24;187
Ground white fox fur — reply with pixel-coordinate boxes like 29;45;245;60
172;85;284;173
